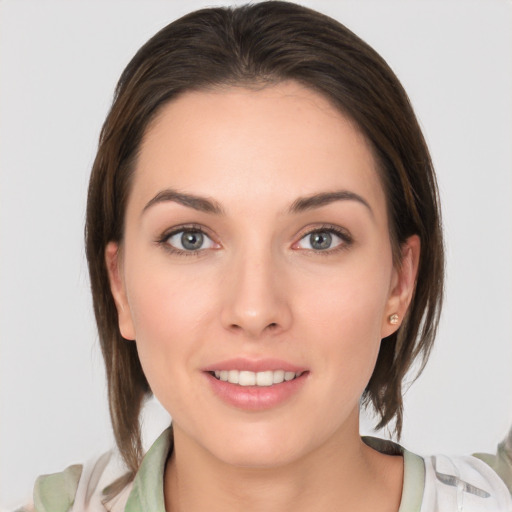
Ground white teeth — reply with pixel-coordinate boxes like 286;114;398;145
273;370;285;384
212;369;302;386
239;371;256;386
256;371;273;387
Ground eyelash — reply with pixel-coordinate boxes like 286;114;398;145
157;224;217;257
156;224;353;256
295;224;353;255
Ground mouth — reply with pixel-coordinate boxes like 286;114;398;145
209;369;305;387
203;358;308;410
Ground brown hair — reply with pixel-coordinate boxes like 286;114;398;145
86;0;443;482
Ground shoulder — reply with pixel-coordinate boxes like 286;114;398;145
473;425;512;495
27;427;173;512
33;463;82;512
421;453;512;511
32;451;132;512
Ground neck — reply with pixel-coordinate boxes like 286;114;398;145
163;414;403;512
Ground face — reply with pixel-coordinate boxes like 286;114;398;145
106;81;419;468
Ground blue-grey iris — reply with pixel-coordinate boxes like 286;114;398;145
181;231;204;250
310;231;332;250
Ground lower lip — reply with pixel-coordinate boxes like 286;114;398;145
205;372;308;411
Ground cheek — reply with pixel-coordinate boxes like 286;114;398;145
123;255;219;389
299;255;392;338
295;254;393;381
125;239;219;326
306;291;383;383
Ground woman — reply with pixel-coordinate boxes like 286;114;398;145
22;2;512;511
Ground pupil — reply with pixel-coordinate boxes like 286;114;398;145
181;231;203;250
311;231;332;250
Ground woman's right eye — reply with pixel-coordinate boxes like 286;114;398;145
163;229;217;253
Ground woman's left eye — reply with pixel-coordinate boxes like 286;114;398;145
295;228;350;251
163;229;217;252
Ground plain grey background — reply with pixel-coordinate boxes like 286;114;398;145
1;0;511;508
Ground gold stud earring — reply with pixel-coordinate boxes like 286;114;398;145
389;313;399;325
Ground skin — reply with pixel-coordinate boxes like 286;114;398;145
106;81;420;511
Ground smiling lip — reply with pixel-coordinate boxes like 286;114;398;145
203;358;306;373
203;358;309;411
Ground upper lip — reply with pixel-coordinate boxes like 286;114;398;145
202;358;307;373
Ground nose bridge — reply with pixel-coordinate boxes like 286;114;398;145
221;236;291;338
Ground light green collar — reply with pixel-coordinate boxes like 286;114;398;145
363;435;425;512
400;449;425;512
124;428;425;512
124;427;173;512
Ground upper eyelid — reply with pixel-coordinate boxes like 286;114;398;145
157;223;352;247
296;224;352;240
160;224;214;240
158;226;219;255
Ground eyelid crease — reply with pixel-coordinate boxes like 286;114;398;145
296;224;353;241
156;224;220;256
155;223;353;257
292;224;354;253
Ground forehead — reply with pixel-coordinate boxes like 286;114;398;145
131;81;386;218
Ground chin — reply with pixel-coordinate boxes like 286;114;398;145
217;442;301;469
198;421;308;469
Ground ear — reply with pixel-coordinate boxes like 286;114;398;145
105;241;136;341
381;235;421;338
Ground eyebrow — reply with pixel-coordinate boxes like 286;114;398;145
142;188;373;217
288;190;373;216
142;189;225;216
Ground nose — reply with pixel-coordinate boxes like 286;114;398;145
220;247;292;339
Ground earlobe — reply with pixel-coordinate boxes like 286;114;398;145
381;235;421;338
105;241;136;341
